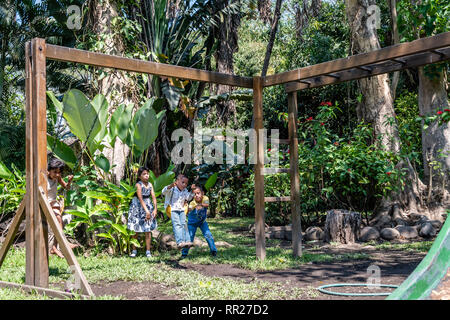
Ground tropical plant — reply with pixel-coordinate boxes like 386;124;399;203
46;89;166;174
0;160;25;216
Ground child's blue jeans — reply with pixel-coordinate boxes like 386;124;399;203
181;208;217;256
171;210;190;244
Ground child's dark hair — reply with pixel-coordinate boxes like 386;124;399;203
136;166;150;183
176;173;188;181
48;158;65;171
193;184;205;193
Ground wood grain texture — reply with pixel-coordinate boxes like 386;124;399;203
266;31;450;87
25;41;35;286
45;44;253;88
285;47;450;92
31;38;49;288
288;92;302;257
38;188;94;296
0;281;91;300
264;196;291;202
0;200;25;268
253;76;266;261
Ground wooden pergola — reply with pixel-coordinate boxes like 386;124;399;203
0;31;449;298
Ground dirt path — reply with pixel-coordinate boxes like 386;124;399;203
92;244;426;300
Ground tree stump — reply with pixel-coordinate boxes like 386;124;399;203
324;209;361;244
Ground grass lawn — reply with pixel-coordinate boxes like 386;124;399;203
0;216;431;300
155;216;369;270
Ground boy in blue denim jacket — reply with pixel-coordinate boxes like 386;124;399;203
181;185;217;258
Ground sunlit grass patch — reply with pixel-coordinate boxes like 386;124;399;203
0;248;322;300
363;240;433;252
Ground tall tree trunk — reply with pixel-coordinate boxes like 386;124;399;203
418;66;450;205
212;0;241;126
346;0;400;154
90;0;135;184
388;0;400;100
345;0;434;223
295;0;322;39
261;0;283;77
257;0;272;24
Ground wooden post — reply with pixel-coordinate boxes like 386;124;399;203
253;76;266;260
25;41;35;286
288;92;302;257
30;38;49;287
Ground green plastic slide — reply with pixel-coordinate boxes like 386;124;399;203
387;215;450;300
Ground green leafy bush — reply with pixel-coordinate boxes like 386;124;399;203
0;161;25;216
234;103;405;225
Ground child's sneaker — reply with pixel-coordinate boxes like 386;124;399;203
211;251;217;257
130;250;137;258
146;250;152;258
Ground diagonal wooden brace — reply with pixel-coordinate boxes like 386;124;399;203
37;187;94;296
0;199;26;268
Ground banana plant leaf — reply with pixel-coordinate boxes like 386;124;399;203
47;134;77;169
132;98;165;157
0;161;13;179
62;89;101;147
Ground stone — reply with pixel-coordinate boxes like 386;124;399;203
394;225;418;239
266;226;288;239
372;215;392;229
394;218;408;226
215;241;233;248
269;230;286;239
161;234;175;243
359;227;380;242
305;226;324;241
429;220;442;230
193;238;204;247
413;214;429;225
419;222;437;238
284;230;304;241
380;228;400;240
165;241;178;250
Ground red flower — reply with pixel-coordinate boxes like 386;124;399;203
333;141;339;146
320;101;332;106
347;169;351;172
320;122;325;126
386;172;392;175
437;111;443;115
326;102;332;106
444;109;450;112
307;116;313;121
268;148;271;152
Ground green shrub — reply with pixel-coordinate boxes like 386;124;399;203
235;103;405;225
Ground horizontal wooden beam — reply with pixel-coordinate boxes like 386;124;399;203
0;281;91;300
285;47;450;92
269;138;290;145
266;31;450;87
264;196;291;202
45;44;253;88
263;168;291;175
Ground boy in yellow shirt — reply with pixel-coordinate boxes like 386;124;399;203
181;185;217;258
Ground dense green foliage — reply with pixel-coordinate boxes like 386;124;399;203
0;0;448;254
